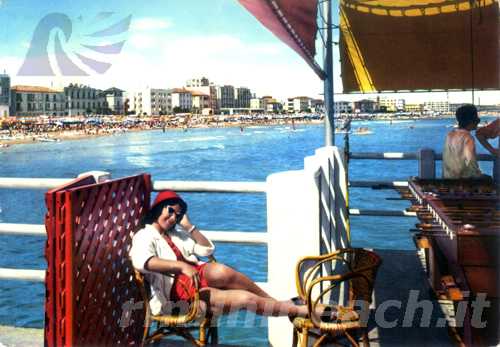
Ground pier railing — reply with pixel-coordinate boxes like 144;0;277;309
1;147;497;347
0;177;269;283
1;148;497;283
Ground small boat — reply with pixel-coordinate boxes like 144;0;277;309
37;137;60;142
335;128;350;134
353;127;373;135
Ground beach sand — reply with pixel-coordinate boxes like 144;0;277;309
0;119;323;147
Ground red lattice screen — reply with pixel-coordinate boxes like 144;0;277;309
45;174;152;347
45;175;97;347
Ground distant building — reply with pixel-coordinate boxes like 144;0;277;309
378;97;405;112
102;88;125;115
185;78;217;113
405;103;423;113
287;96;311;113
186;77;211;88
309;99;324;113
133;88;169;116
334;101;352;113
0;73;10;117
258;96;282;113
169;88;193;112
354;99;376;113
64;84;107;116
217;85;235;109
235;87;252;108
424;101;449;113
261;96;274;112
266;100;283;113
250;98;263;111
10;85;66;117
191;90;210;114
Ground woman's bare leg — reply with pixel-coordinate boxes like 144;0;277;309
203;263;272;298
199;287;309;317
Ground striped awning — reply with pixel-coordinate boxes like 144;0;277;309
340;0;500;92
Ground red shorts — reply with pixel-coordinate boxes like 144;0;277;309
170;263;209;301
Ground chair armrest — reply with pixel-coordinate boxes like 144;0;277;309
133;269;201;326
295;252;352;300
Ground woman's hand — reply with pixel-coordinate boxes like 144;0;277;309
180;262;199;286
179;213;212;248
179;213;193;230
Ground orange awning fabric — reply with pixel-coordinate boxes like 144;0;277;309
238;0;325;79
340;0;500;93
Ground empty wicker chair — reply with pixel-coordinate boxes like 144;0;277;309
133;256;218;346
292;248;382;347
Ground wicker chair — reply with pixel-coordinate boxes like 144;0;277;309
292;248;382;347
133;256;218;347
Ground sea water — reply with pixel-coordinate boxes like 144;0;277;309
0;118;495;346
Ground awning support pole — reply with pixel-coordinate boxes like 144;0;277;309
323;0;335;146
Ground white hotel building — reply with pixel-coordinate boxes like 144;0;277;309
169;88;193;112
132;88;169;116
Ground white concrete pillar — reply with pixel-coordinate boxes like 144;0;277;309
266;169;320;347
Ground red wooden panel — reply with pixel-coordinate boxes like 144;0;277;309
44;175;96;347
64;174;151;346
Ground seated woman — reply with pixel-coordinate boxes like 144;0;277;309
130;190;310;318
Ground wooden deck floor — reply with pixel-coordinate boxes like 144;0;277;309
0;249;455;347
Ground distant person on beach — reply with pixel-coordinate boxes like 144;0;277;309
476;118;499;157
130;190;315;319
442;104;483;179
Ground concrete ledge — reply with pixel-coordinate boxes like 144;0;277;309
0;325;43;347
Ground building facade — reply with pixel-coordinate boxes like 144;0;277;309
216;85;235;109
424;101;449;113
103;88;125;115
334;101;353;113
186;77;210;88
266;100;283;113
405;103;423;113
191;91;210;114
133;88;169;116
287;96;311;113
0;73;10;117
185;78;217;113
235;87;252;108
309;99;324;113
354;99;377;113
170;88;193;112
250;98;264;111
378;98;405;112
64;84;107;116
10;85;66;117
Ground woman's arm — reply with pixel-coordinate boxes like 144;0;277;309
476;131;498;156
476;120;499;156
179;214;212;247
145;256;198;282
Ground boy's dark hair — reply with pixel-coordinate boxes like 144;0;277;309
456;104;479;128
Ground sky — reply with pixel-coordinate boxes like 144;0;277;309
0;0;498;104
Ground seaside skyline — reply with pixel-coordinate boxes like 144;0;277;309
0;0;498;104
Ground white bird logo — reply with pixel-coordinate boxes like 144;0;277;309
18;12;132;76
